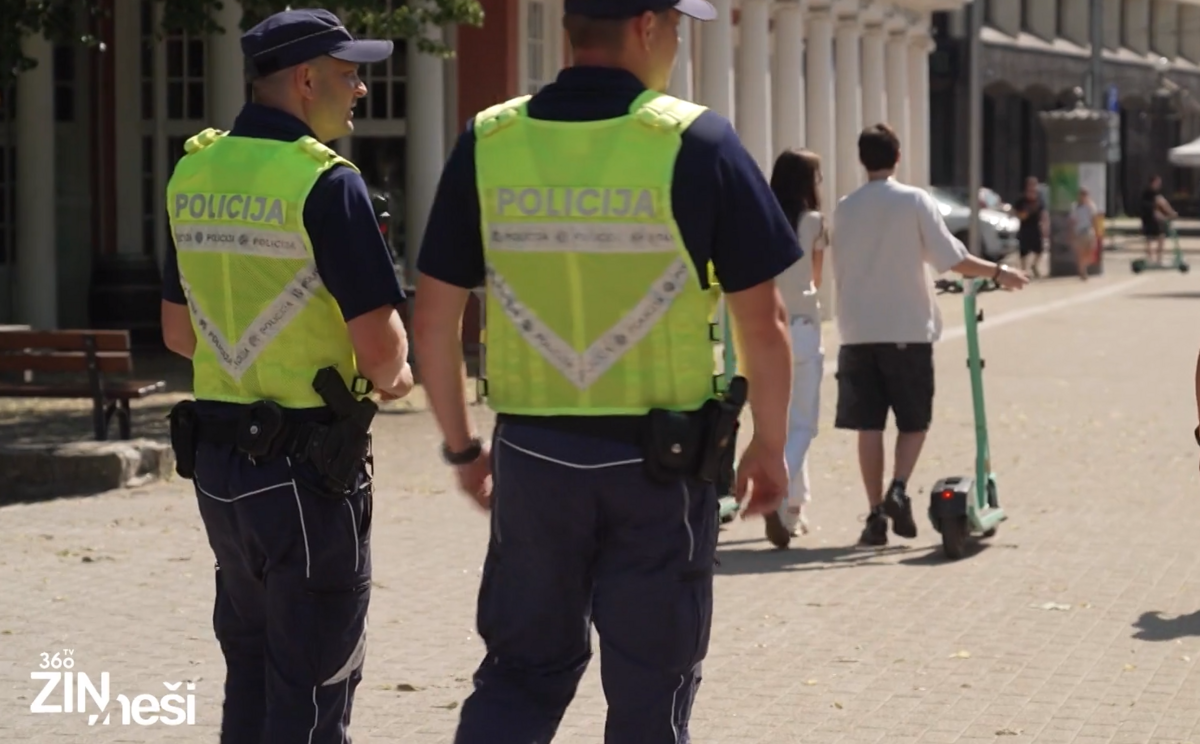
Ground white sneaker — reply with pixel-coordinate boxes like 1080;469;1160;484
781;504;809;537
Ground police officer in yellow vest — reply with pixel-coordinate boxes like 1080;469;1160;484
159;9;412;743
412;0;801;740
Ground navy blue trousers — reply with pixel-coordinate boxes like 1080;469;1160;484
453;424;719;744
193;441;372;744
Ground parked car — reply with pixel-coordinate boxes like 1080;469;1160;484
938;185;1015;215
926;185;1020;261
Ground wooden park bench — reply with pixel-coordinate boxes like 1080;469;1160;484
0;330;167;441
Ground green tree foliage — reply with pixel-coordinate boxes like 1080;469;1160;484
1;0;482;87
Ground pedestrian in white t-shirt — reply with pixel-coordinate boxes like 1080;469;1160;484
1067;187;1098;281
830;123;1029;547
763;148;828;549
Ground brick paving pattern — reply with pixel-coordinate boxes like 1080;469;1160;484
4;248;1200;743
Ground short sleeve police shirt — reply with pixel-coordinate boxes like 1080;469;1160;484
161;103;406;321
416;68;801;462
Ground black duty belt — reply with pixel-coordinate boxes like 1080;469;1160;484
496;413;652;447
194;412;331;462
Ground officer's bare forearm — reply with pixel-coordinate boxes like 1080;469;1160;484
161;300;196;360
412;276;476;451
726;282;793;452
360;355;413;398
348;306;413;396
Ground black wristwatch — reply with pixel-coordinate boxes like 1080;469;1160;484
442;437;483;465
992;263;1006;281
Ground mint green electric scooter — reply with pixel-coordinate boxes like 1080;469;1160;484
1131;220;1189;274
927;277;1008;559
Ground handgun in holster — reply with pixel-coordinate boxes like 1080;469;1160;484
308;367;378;494
696;376;749;483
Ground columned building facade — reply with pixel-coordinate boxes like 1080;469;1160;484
0;0;962;330
933;0;1200;216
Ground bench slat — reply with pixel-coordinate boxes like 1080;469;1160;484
0;351;133;374
0;330;132;353
0;379;165;399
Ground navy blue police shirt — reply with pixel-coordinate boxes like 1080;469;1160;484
161;103;406;416
417;67;802;463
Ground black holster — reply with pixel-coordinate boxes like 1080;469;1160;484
167;400;199;480
640;376;749;485
306;367;378;494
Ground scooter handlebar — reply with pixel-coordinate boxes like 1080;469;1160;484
934;278;1002;295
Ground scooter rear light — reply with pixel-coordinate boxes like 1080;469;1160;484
941;490;956;499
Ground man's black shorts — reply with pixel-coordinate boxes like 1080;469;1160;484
834;343;934;433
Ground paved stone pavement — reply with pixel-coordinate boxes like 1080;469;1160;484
5;254;1200;743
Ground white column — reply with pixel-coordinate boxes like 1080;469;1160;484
834;7;862;197
406;30;446;285
772;1;806;156
860;14;887;130
907;24;933;188
806;5;836;205
806;5;836;321
15;32;57;329
113;0;143;254
699;0;734;119
885;16;911;183
208;0;245;130
668;18;695;100
736;0;772;171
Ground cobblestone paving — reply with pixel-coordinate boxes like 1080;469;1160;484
4;252;1200;743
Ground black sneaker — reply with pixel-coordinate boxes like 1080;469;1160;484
883;482;918;539
858;510;888;546
764;510;791;549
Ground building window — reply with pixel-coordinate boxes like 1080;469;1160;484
139;1;207;121
526;0;549;93
53;44;75;122
145;136;191;250
0;146;12;265
522;0;562;94
355;39;407;120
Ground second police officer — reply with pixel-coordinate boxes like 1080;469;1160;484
412;0;801;741
159;9;411;743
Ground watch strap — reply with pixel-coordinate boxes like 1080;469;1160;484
443;437;483;465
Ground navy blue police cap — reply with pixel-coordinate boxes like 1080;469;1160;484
241;8;394;79
563;0;718;21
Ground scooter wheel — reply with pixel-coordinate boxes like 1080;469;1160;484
1180;263;1190;274
982;528;998;538
941;516;969;559
1131;260;1145;274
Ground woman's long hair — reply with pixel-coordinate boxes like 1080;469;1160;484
769;148;823;234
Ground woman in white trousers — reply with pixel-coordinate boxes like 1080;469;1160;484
763;149;828;550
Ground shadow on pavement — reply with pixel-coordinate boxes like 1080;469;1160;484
1127;291;1200;300
1131;610;1200;641
715;542;917;574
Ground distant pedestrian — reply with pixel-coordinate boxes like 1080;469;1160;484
1012;176;1049;278
763;147;828;549
1141;174;1178;265
830;124;1029;547
1067;186;1099;280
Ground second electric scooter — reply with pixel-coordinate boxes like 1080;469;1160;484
927;277;1008;559
1131;220;1189;274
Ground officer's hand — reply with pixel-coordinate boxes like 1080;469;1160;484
734;437;788;518
456;443;492;511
